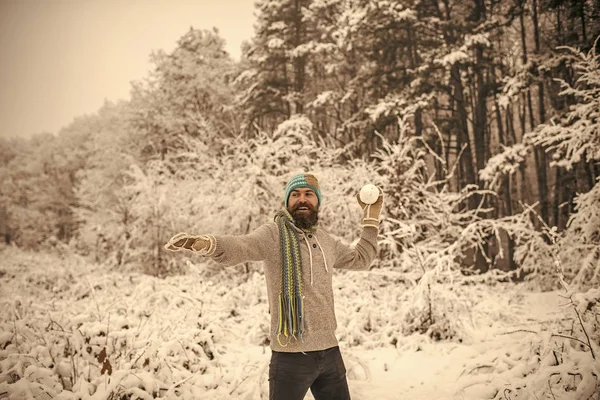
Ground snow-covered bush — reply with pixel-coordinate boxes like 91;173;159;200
370;115;538;342
1;243;545;400
0;246;265;400
458;286;600;399
458;219;600;399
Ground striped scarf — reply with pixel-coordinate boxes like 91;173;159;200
274;208;316;346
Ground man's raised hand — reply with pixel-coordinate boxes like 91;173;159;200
356;187;383;228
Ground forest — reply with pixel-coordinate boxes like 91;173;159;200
0;0;599;399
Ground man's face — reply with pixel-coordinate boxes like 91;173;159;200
287;188;319;229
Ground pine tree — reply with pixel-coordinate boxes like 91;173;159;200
236;0;312;133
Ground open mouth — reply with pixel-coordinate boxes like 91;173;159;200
295;206;311;213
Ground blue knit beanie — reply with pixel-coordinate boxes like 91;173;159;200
285;174;322;208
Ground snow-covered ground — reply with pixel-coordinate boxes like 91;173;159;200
0;246;596;399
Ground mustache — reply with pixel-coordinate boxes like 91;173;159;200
293;202;316;211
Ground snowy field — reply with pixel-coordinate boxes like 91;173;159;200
0;246;597;399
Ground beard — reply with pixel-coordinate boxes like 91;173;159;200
290;203;319;230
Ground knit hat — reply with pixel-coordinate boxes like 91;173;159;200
285;174;322;208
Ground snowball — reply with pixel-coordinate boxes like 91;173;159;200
359;184;380;204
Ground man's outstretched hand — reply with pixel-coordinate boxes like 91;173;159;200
164;233;210;252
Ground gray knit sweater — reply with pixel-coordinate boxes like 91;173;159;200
209;222;379;352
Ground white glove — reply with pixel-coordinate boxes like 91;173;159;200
164;232;214;254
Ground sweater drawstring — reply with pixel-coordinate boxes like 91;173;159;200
302;232;315;285
313;235;329;273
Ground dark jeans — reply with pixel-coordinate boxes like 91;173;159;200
269;346;351;400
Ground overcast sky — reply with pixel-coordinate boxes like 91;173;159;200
0;0;256;140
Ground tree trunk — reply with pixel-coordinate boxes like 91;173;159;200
532;0;550;225
473;46;488;175
553;167;573;230
517;96;531;206
556;2;563;46
520;0;548;224
450;64;477;209
553;167;561;228
282;63;291;118
0;206;8;244
433;98;446;185
472;31;490;272
505;106;524;206
493;74;516;271
578;0;587;43
292;0;306;114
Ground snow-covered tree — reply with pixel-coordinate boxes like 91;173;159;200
235;0;315;134
129;27;238;160
73;101;140;264
482;37;600;286
0;119;90;250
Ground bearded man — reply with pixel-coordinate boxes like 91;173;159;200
165;173;383;400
